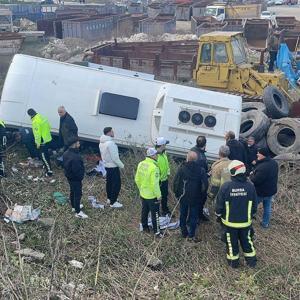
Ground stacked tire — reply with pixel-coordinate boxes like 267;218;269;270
240;86;300;157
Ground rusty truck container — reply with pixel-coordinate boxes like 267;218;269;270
244;18;270;49
225;4;261;19
88;40;199;81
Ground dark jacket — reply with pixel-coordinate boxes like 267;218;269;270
250;157;278;197
173;161;208;205
216;175;257;228
63;148;84;181
59;112;78;147
190;146;208;172
248;144;258;165
227;139;247;164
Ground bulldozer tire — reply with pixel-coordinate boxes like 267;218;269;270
242;102;266;113
267;118;300;155
263;86;289;119
240;110;270;141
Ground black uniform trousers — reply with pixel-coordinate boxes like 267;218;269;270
225;225;257;268
141;198;160;234
105;167;121;205
68;180;82;214
160;180;170;215
39;142;52;174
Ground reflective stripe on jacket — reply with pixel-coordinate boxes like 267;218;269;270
135;157;161;200
157;152;170;182
31;113;52;146
215;176;257;228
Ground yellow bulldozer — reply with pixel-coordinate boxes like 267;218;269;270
193;31;289;100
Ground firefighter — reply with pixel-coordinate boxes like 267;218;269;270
27;108;53;176
215;160;257;268
155;137;171;216
0;120;7;177
135;148;162;238
209;145;231;199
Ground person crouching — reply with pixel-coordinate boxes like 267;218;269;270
63;137;88;219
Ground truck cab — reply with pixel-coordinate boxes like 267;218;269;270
193;31;288;96
205;5;225;22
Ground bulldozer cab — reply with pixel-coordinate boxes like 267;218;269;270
194;32;248;90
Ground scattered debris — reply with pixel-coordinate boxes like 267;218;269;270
11;233;26;246
69;259;84;269
5;204;40;224
11;167;18;173
146;253;162;270
41;38;90;61
15;248;45;261
53;192;67;205
88;196;104;209
139;215;179;231
18;233;25;241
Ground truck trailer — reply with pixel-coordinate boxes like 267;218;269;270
0;54;242;160
205;3;262;22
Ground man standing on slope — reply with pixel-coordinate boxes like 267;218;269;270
250;147;278;228
135;148;162;238
155;137;171;216
27;108;53;176
190;135;209;221
99;127;124;208
216;160;257;269
58;106;78;151
173;151;208;242
63;137;88;219
225;131;247;165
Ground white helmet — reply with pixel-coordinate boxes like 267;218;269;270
228;160;246;176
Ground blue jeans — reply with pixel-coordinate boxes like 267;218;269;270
257;196;273;226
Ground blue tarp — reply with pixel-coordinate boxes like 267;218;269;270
276;43;299;87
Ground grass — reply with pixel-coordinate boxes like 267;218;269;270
0;145;299;299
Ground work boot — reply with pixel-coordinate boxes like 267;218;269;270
227;259;239;269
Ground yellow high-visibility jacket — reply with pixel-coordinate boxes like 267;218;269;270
31;113;52;146
135;157;161;200
157;152;170;182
